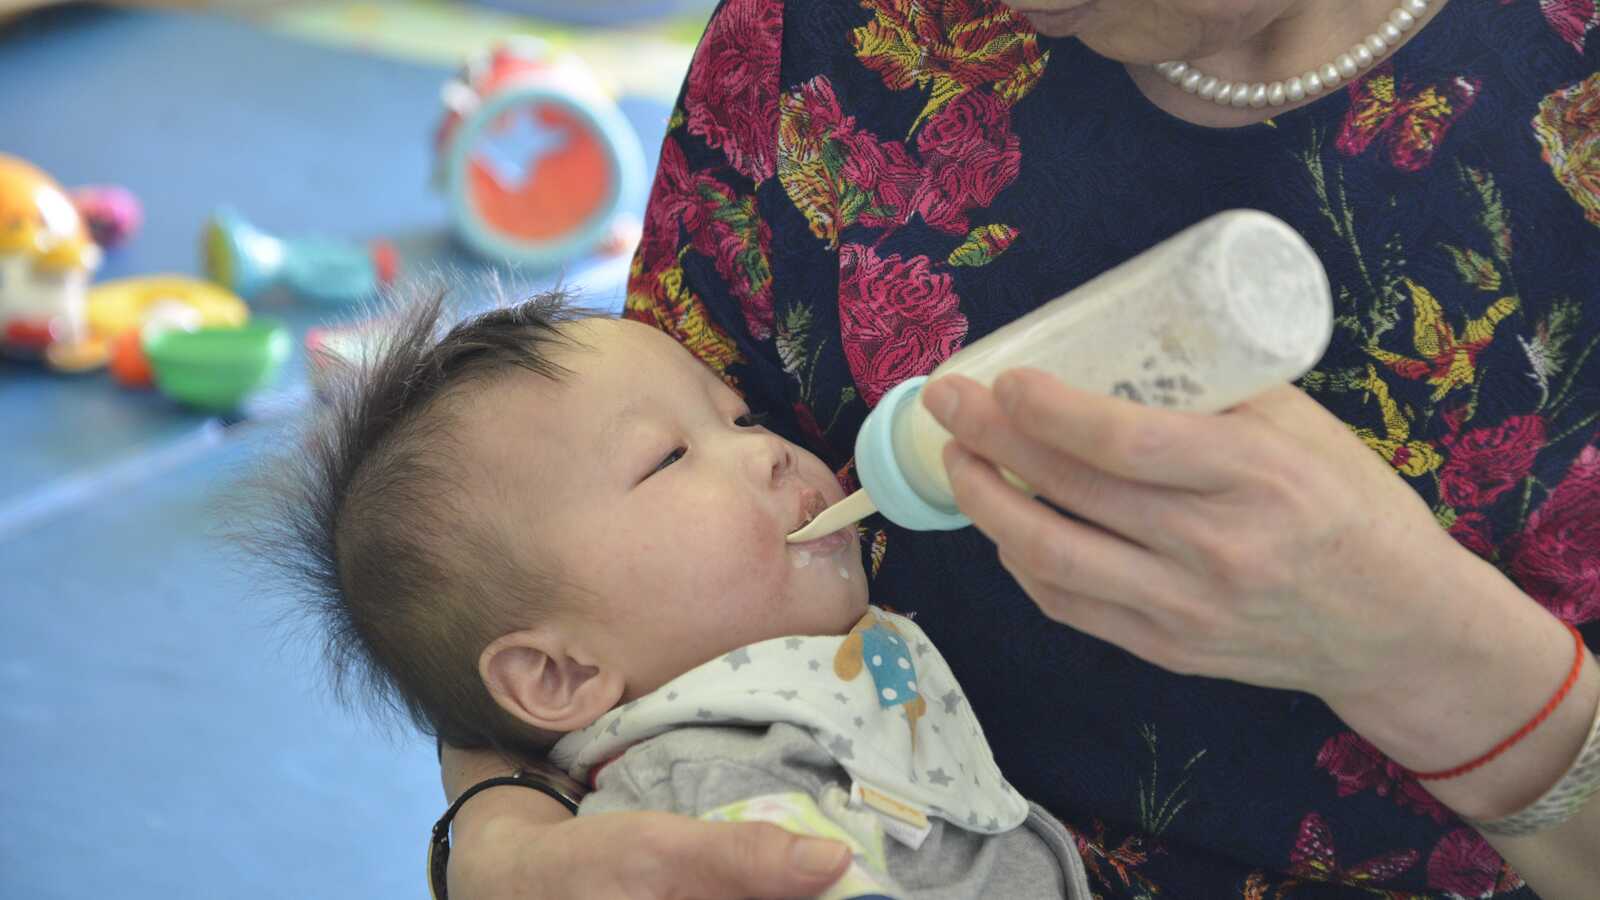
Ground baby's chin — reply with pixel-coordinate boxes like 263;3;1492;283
786;579;871;635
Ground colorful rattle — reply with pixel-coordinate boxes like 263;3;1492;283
202;207;398;307
433;39;646;268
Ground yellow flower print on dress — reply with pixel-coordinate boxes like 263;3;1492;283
1353;365;1444;477
1532;71;1600;228
1366;278;1518;401
851;0;1048;132
624;256;746;379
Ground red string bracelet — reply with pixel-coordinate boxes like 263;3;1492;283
1409;622;1586;782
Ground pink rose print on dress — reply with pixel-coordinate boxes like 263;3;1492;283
1536;0;1600;54
838;244;968;406
1449;510;1497;559
1287;812;1420;888
1426;827;1521;897
637;137;775;339
838;129;924;231
683;0;784;182
779;76;920;246
637;136;707;273
1315;732;1453;824
1510;443;1600;624
1438;411;1546;509
908;91;1022;234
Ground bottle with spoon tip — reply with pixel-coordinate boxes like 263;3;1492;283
787;209;1335;544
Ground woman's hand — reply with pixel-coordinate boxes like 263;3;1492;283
446;791;851;900
921;371;1589;805
923;369;1479;696
922;367;1600;892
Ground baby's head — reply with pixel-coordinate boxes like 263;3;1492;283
276;290;867;757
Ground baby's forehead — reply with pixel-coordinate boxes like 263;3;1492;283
579;317;718;377
576;315;679;352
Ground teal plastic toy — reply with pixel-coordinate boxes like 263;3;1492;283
202;208;397;306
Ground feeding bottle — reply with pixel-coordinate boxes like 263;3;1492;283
787;209;1334;541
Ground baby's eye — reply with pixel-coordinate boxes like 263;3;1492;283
735;411;769;428
650;447;686;475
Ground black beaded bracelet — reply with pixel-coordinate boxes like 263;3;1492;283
428;769;586;900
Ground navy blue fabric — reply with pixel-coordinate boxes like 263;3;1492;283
628;0;1600;895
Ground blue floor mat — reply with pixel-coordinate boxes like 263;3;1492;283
1;425;446;899
0;6;672;897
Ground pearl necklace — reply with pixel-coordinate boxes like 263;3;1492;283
1155;0;1430;109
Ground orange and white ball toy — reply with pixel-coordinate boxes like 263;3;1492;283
0;154;107;372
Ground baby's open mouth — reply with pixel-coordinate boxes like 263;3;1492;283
792;488;829;533
788;487;853;554
796;486;832;528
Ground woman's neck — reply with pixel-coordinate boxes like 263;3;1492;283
1126;0;1449;128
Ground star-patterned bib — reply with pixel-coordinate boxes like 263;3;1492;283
551;607;1029;834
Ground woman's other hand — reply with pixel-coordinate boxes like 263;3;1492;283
447;791;851;900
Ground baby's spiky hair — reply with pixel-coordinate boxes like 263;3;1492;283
253;284;598;757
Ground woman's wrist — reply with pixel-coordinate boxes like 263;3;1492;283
1324;545;1595;820
441;742;521;802
435;785;571;900
450;780;574;838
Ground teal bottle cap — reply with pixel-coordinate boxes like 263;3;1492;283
854;376;972;532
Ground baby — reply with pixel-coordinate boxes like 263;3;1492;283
266;289;1089;899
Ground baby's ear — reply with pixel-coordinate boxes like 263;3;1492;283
480;629;623;733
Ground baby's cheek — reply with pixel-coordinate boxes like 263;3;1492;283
692;502;785;589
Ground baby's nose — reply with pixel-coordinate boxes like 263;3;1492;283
751;433;796;485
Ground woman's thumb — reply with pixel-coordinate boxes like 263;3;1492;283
667;820;850;898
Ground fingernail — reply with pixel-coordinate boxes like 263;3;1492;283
942;442;969;476
792;839;849;876
923;381;958;422
994;374;1018;413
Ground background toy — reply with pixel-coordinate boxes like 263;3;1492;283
71;184;143;248
143;321;291;412
433;38;645;268
470;0;715;26
0;153;107;372
86;274;251;388
202;207;398;306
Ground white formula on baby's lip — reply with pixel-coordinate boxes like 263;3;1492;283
837;565;851;581
789;548;813;569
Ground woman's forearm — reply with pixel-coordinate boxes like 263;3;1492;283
439;743;574;899
1325;554;1599;898
1325;556;1594;819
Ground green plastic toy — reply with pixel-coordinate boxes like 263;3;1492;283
143;322;291;412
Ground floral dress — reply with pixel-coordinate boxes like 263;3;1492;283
622;0;1600;896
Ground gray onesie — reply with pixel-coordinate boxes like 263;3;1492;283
580;724;1089;898
556;608;1093;899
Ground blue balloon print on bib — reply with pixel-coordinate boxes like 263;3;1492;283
861;623;919;709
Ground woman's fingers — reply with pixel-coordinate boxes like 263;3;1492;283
447;809;850;900
641;818;851;899
921;372;1205;555
924;369;1259;492
942;440;1182;609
